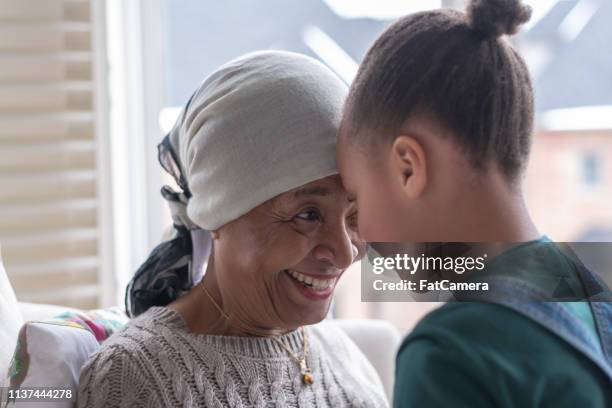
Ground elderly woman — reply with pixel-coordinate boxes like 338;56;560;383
77;51;387;407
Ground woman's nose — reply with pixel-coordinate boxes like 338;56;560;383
313;222;358;270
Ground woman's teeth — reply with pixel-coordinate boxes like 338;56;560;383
285;269;336;291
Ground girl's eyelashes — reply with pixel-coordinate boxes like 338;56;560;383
347;211;359;231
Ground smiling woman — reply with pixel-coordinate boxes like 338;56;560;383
199;174;362;333
76;50;388;408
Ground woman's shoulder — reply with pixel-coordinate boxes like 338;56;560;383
77;307;187;407
307;320;388;405
82;307;186;373
307;320;372;365
77;336;161;408
86;306;174;354
307;319;351;348
80;307;169;375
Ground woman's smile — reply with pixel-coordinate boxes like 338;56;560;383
283;268;340;300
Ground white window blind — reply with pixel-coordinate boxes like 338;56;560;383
0;0;112;309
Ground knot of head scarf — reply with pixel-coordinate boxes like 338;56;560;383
125;134;213;317
125;50;348;317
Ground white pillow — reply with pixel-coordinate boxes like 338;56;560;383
0;248;24;387
8;323;100;407
6;307;128;407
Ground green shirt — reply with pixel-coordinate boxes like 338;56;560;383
394;240;611;407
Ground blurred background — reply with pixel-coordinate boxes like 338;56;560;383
0;0;610;331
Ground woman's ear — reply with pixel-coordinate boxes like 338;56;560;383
390;135;427;199
211;229;220;240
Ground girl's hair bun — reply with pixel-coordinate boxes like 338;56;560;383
467;0;532;38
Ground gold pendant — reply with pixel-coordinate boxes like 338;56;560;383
302;372;314;385
299;358;314;385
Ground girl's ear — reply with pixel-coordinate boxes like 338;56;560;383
211;229;220;240
390;135;427;199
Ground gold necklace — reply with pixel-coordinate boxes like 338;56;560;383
271;326;313;385
198;282;314;385
199;282;231;321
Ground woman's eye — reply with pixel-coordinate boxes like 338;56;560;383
295;209;322;222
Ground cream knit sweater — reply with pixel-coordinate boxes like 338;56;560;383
77;306;388;407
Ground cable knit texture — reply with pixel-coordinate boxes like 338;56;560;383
77;306;388;407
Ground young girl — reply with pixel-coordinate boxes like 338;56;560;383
337;0;612;406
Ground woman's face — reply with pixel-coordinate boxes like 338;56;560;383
213;174;363;332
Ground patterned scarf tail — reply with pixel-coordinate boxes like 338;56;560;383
125;129;211;317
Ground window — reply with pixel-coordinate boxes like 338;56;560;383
0;0;114;309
